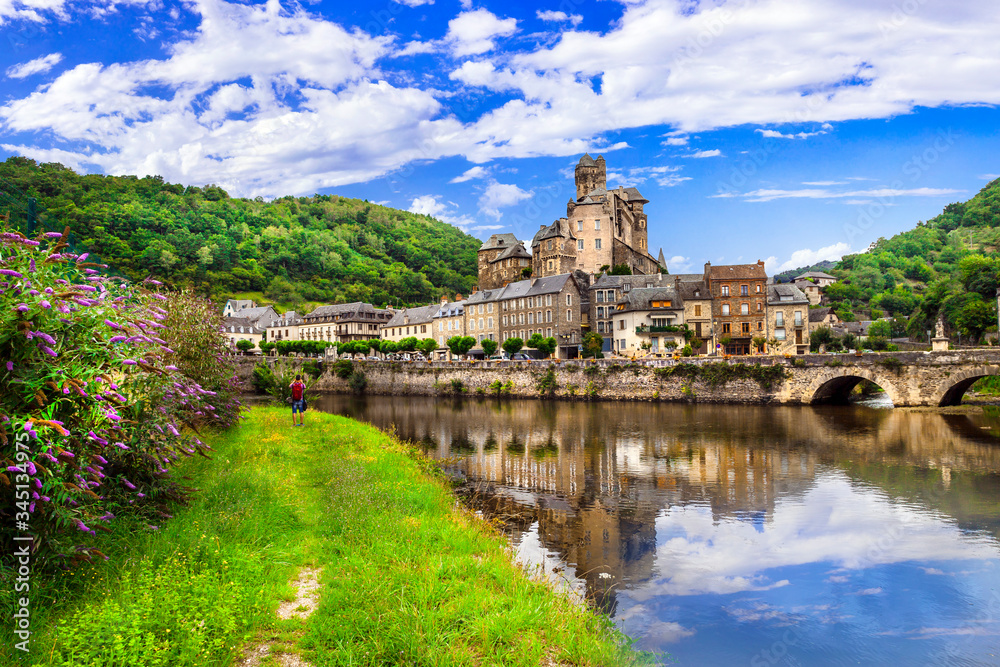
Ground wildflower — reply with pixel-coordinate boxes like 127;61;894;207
32;331;56;345
44;232;62;238
40;300;51;309
78;253;89;261
29;258;36;272
0;269;23;278
109;336;127;343
5;361;11;371
39;345;58;358
122;359;137;366
15;303;29;312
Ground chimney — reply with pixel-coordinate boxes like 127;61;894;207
455;293;463;301
440;295;448;305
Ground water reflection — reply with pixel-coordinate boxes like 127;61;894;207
314;395;1000;666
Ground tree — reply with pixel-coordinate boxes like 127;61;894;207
521;267;532;278
502;337;524;356
398;336;418;352
955;294;995;342
581;331;604;358
447;335;476;357
610;264;632;275
526;333;544;349
417;338;438;356
528;336;557;358
236;339;255;355
751;336;767;354
481;338;498;357
259;341;276;355
810;326;836;352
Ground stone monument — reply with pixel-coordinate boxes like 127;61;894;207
932;314;950;352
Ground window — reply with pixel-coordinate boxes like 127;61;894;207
721;285;730;297
548;260;553;271
595;239;602;250
479;318;484;329
519;313;524;325
567;309;573;322
722;323;731;334
503;315;508;326
776;312;784;326
597;291;604;303
758;321;763;331
519;298;525;309
623;284;631;292
577;220;583;231
757;302;763;312
546;310;552;322
528;313;534;325
470;319;476;331
694;305;702;317
775;328;786;340
537;311;542;324
597;306;604;318
756;284;761;293
546;295;552;306
527;297;533;308
547;328;552;338
619;319;625;330
598;321;605;333
741;285;749;296
652;300;672;308
742;322;751;334
566;294;573;306
488;303;493;313
741;303;749;315
595;219;601;230
578;239;584;250
488;317;493;328
421;325;427;333
548;241;553;250
722;304;730;316
620;339;626;349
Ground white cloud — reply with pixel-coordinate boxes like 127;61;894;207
802;181;847;186
773;242;850;273
446;8;517;57
536;10;582;27
450;165;488;183
738;187;962;203
757;123;833;140
667;255;692;273
687;149;722;158
408;194;475;229
5;52;63;79
478;180;532;219
0;0;67;24
393;0;433;6
980;174;1000;180
630;471;998;599
615;165;691;188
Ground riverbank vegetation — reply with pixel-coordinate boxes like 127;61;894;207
11;407;651;666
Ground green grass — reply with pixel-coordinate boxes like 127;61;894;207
13;407;651;666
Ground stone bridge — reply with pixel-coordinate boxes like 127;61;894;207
238;349;1000;407
774;349;1000;407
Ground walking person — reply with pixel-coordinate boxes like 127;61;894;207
290;374;306;427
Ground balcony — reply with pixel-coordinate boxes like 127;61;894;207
636;324;685;334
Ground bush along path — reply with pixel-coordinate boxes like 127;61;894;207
22;407;654;666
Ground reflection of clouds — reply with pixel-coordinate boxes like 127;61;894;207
645;621;695;643
617;604;696;645
725;601;799;625
853;587;884;596
635;472;999;599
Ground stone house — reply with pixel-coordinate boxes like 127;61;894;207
808;307;840;330
477;233;531;290
676;276;712;355
381;304;439;343
222;299;256;318
265;310;303;343
588;273;676;352
431;296;467;348
609;286;686;358
463;289;500;352
300;302;393;343
531;218;578;278
223;316;264;351
766;284;811;355
793;271;837;306
705;261;769;355
497;274;583;358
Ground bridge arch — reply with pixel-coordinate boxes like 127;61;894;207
932;365;1000;406
805;368;902;406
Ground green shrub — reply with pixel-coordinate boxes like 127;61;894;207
333;358;354;379
450;378;465;393
535;368;559;395
302;359;323;379
348;369;367;394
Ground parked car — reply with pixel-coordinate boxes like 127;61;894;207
366;355;380;361
511;352;532;361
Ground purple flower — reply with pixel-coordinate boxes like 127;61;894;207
165;365;178;371
44;287;53;294
0;269;22;278
15;303;29;313
28;502;35;513
114;442;129;450
75;519;91;532
78;253;89;261
122;359;137;366
109;336;127;343
32;331;56;345
29;259;35;273
44;232;62;238
93;455;108;464
24;461;36;475
6;465;22;473
39;345;58;358
40;300;51;309
5;361;11;371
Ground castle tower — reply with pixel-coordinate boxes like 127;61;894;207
575;154;607;201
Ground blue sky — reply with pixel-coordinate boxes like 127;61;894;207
1;0;999;274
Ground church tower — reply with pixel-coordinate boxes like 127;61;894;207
574;153;606;200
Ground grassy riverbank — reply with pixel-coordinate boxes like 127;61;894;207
12;407;649;666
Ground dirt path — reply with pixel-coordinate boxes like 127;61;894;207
239;567;322;667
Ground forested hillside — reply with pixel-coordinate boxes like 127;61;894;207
0;158;480;308
825;177;1000;341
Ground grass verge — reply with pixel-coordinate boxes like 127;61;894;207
9;406;651;666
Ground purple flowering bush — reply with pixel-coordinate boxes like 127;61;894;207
1;230;240;566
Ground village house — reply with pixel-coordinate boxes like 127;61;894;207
793;271;837;305
431;296;467;347
705;261;769;355
223;316;264;351
380;304;439;343
609;286;686;357
463;289;499;351
265;310;303;343
589;273;678;353
808;306;840;330
221;300;279;330
497;274;584;358
676;276;712;355
766;284;811;355
300;302;393;343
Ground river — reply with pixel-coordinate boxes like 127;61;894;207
312;394;1000;666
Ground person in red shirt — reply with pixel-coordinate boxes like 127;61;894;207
289;374;306;427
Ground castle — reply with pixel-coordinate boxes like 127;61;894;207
478;154;666;290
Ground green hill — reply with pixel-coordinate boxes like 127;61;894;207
825;176;1000;340
0;157;480;309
